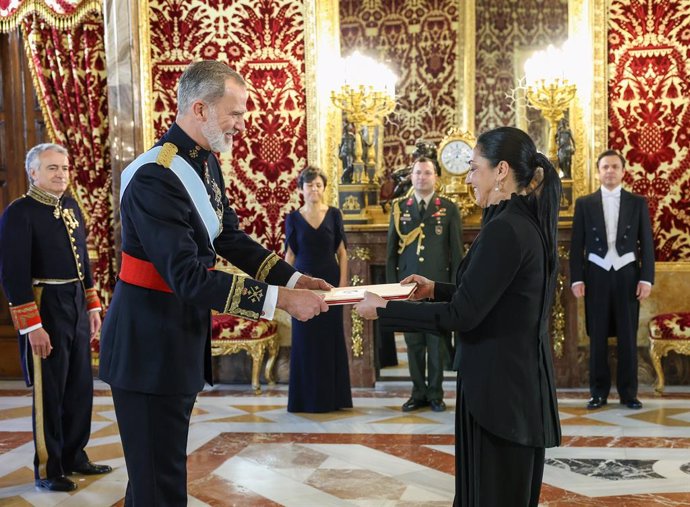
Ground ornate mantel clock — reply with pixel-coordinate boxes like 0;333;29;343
437;128;476;216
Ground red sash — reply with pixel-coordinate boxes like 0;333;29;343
119;252;173;293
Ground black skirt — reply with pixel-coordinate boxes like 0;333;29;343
455;376;546;507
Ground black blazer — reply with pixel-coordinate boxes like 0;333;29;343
570;188;655;284
378;195;560;448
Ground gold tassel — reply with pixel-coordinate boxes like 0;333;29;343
0;0;102;34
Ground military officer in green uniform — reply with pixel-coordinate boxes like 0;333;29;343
386;156;463;412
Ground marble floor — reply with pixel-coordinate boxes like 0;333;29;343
0;378;689;507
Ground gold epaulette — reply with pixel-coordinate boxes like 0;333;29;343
156;142;178;168
392;196;406;208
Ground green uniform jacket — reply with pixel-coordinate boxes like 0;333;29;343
386;193;463;284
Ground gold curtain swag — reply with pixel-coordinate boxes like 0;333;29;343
0;0;101;33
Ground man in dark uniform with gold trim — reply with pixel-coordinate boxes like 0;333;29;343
99;61;329;506
386;156;463;412
0;144;112;492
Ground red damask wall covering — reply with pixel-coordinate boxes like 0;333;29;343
340;0;461;170
608;0;690;261
148;0;307;251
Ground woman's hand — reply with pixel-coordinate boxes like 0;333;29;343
400;274;435;300
353;291;387;320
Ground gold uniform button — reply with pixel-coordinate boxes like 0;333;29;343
419;257;425;262
420;246;425;250
420;223;425;228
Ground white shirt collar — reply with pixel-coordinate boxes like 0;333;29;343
600;185;622;197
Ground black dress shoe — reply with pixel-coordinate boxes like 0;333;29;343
69;461;113;475
620;398;643;409
430;400;446;412
35;475;77;492
586;396;607;409
402;397;429;412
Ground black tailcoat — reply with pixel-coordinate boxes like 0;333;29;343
569;188;655;331
569;188;655;400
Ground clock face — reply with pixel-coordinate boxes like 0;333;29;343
440;140;473;176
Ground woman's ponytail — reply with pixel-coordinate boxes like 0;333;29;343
531;152;562;276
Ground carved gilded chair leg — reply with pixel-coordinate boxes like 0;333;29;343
250;345;266;395
265;336;279;386
649;340;665;394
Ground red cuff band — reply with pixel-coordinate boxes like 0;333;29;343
9;301;41;331
85;288;102;311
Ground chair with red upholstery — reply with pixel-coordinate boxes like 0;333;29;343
211;313;279;394
648;312;690;393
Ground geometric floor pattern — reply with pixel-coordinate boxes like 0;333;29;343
0;380;689;506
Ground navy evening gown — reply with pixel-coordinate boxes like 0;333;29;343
285;207;353;413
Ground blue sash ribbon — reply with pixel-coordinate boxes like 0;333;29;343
120;146;221;246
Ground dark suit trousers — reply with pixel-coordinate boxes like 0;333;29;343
455;377;545;507
33;283;92;479
112;387;197;507
585;262;640;400
405;332;443;401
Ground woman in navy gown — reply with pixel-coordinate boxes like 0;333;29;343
285;166;352;413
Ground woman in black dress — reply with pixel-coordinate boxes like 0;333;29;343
285;166;352;413
355;127;562;506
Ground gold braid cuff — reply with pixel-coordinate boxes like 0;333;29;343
223;276;260;321
85;287;102;311
9;301;42;331
393;202;425;255
255;252;280;282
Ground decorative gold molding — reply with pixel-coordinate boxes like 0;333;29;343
304;0;340;206
349;272;364;357
458;0;475;133
350;308;364;358
590;0;608;192
565;0;592;210
552;245;570;358
348;247;371;261
138;0;154;150
649;338;690;393
655;262;690;273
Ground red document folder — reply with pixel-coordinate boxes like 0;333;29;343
315;283;417;306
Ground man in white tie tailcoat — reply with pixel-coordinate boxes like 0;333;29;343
570;150;655;410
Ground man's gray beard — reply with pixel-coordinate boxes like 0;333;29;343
201;121;232;154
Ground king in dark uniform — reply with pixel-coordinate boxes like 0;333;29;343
0;144;112;492
99;61;329;506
